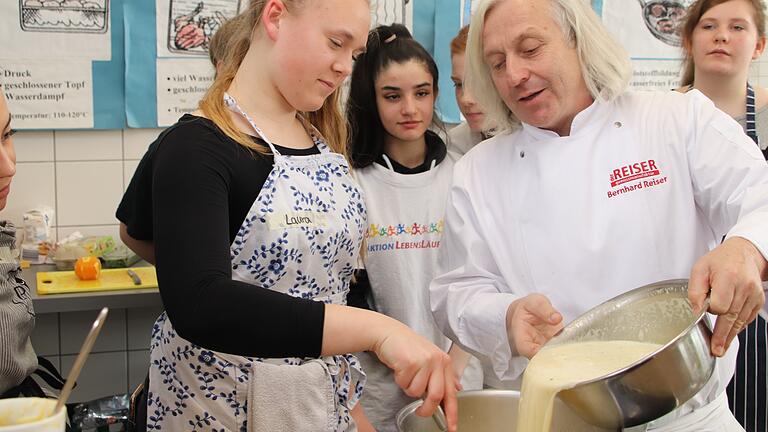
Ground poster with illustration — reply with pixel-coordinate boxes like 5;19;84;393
0;0;112;60
156;0;242;57
371;0;413;29
462;1;606;28
20;0;108;33
0;0;124;129
601;0;692;91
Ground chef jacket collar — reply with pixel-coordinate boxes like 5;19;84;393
520;97;610;141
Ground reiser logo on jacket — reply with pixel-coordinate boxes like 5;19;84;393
607;159;668;198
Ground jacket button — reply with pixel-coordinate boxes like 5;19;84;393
614;121;622;128
520;150;525;158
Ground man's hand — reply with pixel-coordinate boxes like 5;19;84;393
689;236;767;356
506;294;564;358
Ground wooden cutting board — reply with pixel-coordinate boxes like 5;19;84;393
36;267;158;295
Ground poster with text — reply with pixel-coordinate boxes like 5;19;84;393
1;61;94;129
156;58;215;126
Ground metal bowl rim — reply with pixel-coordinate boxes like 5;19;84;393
395;390;522;421
455;389;520;397
395;390;522;430
551;278;711;390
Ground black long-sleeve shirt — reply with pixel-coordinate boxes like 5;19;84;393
123;114;327;358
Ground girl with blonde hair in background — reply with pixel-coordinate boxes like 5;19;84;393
679;1;768;430
447;25;492;155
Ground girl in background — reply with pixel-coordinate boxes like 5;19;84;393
679;1;768;430
447;25;491;156
136;1;458;430
346;24;481;431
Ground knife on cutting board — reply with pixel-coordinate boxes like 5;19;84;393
127;269;142;285
36;266;158;295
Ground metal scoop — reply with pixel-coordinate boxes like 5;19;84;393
53;307;109;415
420;397;448;431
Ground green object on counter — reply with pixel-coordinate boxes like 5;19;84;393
101;245;140;269
80;236;116;257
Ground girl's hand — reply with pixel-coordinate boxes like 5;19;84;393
371;321;458;432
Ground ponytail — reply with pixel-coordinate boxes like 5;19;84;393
199;5;267;153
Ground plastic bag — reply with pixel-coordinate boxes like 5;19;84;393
20;206;54;261
69;394;129;432
79;236;117;258
22;206;54;245
50;235;117;270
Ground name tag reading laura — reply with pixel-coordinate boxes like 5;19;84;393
268;212;327;229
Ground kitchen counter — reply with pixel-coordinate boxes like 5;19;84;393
25;262;162;314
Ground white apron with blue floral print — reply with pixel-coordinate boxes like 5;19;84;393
147;94;367;432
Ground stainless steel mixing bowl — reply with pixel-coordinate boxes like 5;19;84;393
397;390;519;432
396;390;615;432
546;279;715;429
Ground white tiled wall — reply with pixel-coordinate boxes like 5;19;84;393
30;306;162;403
750;57;768;87
8;128;164;242
11;129;165;403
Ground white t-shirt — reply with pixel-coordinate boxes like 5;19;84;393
354;153;483;431
358;156;456;345
431;90;768;423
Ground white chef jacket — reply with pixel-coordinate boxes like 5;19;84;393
447;121;485;156
430;90;768;418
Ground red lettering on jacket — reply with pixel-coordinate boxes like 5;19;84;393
609;159;661;187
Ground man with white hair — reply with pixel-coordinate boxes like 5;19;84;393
430;0;768;430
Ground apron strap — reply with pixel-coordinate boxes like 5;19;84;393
223;92;282;156
726;314;768;431
295;114;331;154
745;83;760;146
34;355;68;391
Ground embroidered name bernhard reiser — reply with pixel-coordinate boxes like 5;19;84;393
607;159;667;198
